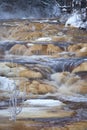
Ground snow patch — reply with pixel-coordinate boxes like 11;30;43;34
65;11;87;29
35;37;52;42
65;12;83;28
24;99;63;107
0;77;16;91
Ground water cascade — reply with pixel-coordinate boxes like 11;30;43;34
0;0;87;130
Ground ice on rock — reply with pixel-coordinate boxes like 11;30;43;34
24;99;64;107
0;77;16;92
65;12;83;28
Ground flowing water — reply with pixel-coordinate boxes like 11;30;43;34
0;19;87;130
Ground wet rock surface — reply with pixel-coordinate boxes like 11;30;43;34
0;19;87;129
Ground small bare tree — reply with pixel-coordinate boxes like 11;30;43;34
9;58;26;121
9;84;22;121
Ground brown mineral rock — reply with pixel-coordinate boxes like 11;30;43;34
20;80;56;94
25;44;43;55
9;44;27;55
47;44;62;55
72;62;87;73
76;46;87;57
40;127;67;130
52;35;72;43
29;23;45;31
74;81;87;94
38;83;56;94
24;44;48;55
8;22;46;41
76;51;87;57
42;121;87;130
11;29;43;41
68;44;82;52
79;43;87;48
66;121;87;130
19;70;43;79
42;44;48;55
0;120;87;130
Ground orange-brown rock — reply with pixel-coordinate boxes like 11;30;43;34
20;80;56;94
11;28;43;41
38;83;56;94
76;46;87;57
68;44;82;52
0;120;87;130
66;121;87;130
42;44;48;54
9;44;27;55
19;80;31;92
24;44;48;55
72;62;87;73
47;44;62;55
29;23;45;31
73;81;87;94
25;44;43;55
76;51;87;57
19;70;43;79
52;35;72;43
42;121;87;130
78;43;87;48
0;19;87;43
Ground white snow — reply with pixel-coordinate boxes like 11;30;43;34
0;109;9;117
65;11;87;29
65;12;83;28
27;43;34;47
35;37;52;42
24;99;63;107
0;76;16;91
80;21;87;29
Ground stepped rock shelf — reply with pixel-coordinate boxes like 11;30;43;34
0;19;87;130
